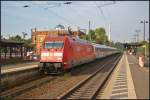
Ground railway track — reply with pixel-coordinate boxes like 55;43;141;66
0;76;55;99
1;53;121;99
57;54;122;100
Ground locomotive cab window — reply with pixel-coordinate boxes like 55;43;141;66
45;41;64;49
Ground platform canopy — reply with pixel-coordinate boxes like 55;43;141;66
1;39;24;59
1;39;24;47
123;42;143;48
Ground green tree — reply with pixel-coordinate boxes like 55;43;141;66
114;42;124;52
9;35;33;50
88;29;96;42
9;35;23;42
79;35;87;40
109;41;115;47
95;27;108;44
23;39;33;48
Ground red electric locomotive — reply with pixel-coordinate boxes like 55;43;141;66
39;35;95;74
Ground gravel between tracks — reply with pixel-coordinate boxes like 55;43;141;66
14;54;120;99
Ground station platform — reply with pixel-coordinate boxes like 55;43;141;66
100;52;149;99
1;62;39;74
127;54;149;99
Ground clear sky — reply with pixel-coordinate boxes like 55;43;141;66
1;1;149;42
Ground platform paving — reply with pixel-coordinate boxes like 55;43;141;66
1;62;39;74
99;53;137;99
100;52;149;99
127;54;149;99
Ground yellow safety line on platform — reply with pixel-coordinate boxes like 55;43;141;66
100;53;137;99
1;65;38;74
125;54;137;99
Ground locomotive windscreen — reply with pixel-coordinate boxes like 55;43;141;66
45;41;64;49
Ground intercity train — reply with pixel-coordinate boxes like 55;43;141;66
38;35;118;74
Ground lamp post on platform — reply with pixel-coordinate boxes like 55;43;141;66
140;20;148;42
140;20;148;57
135;29;140;43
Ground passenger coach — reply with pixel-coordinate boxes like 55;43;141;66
93;44;118;59
39;35;118;74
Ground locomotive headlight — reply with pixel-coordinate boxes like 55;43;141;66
41;52;49;57
54;52;63;56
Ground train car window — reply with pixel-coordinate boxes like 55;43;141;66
45;41;64;49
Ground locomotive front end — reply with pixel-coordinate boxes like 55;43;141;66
39;40;65;74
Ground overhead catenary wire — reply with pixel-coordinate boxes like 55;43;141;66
93;1;116;42
25;1;116;31
93;1;116;24
31;1;95;30
66;4;90;25
45;8;74;25
93;1;109;25
30;1;77;27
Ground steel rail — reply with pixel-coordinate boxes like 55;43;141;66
1;53;121;99
93;54;122;99
1;76;55;98
57;53;122;99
